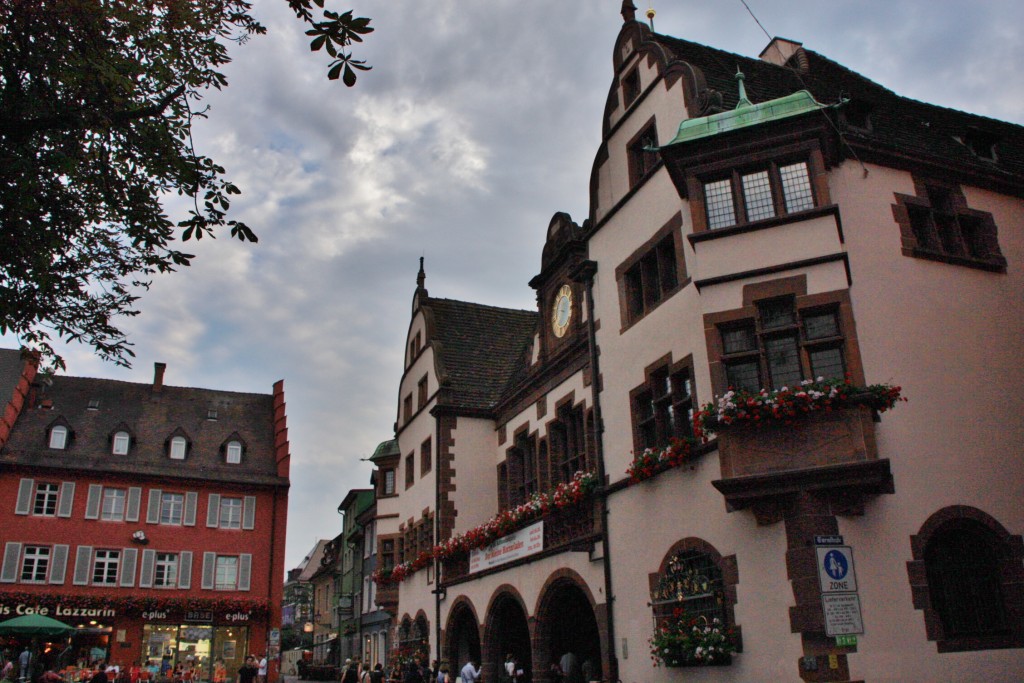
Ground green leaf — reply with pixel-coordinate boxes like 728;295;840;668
343;64;356;86
310;34;327;52
328;62;343;80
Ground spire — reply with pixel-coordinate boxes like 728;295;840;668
416;256;426;291
413;257;428;313
621;1;637;23
646;5;656;31
735;68;753;109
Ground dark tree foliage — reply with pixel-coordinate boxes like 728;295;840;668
0;0;372;368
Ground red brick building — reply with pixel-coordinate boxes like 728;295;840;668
0;350;289;680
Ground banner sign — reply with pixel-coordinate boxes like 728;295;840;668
0;603;116;618
469;521;543;573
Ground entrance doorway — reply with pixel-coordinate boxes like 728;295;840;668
484;595;531;683
536;581;601;683
443;602;480;676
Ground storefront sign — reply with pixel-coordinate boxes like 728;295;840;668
225;611;251;622
0;603;116;618
185;610;213;623
469;521;543;573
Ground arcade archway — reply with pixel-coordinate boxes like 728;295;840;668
484;591;533;683
444;600;481;674
535;577;601;683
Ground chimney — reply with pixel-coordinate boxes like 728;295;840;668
153;362;166;392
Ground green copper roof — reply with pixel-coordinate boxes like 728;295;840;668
663;70;834;147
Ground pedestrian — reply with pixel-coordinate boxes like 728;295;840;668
458;661;480;683
256;656;267;683
434;663;449;683
341;659;358;683
236;657;258;683
17;648;30;683
89;663;109;683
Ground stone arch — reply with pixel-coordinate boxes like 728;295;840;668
534;570;602;683
443;596;482;673
483;585;533;683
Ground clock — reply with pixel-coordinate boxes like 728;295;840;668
551;284;573;338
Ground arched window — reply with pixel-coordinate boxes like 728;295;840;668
908;507;1023;651
112;431;131;455
48;425;68;450
169;435;188;460
226;440;243;464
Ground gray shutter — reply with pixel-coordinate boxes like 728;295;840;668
238;554;252;591
201;552;216;590
120;547;138;587
206;494;221;527
84;484;103;520
1;542;21;582
49;545;69;584
15;479;34;515
138;549;156;588
73;546;93;586
146;489;162;523
183;491;198;526
125;487;142;522
242;496;256;530
178;551;193;590
57;482;76;518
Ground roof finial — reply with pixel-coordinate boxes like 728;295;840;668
735;68;753;108
621;1;637;23
646;5;656;31
416;256;426;290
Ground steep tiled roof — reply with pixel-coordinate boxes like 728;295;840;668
655;34;1024;180
1;374;284;486
425;298;537;412
0;349;25;402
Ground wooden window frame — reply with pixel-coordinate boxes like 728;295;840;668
420;437;432;476
629;354;696;455
627;117;660;189
615;213;687;330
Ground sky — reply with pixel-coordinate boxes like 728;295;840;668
7;1;1022;571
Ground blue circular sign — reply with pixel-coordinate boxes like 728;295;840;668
823;550;848;580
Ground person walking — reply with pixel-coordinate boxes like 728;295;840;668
458;661;480;683
257;656;267;683
237;657;258;683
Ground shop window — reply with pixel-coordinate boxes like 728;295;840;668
92;549;121;585
549;402;587;486
627;119;660;188
719;297;845;393
649;539;740;644
420;437;432;476
630;357;695;454
20;545;50;583
703;160;815;230
907;506;1024;652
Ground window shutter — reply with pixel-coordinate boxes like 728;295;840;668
238;554;252;591
57;482;76;518
139;549;156;588
1;542;21;582
206;494;221;527
15;479;34;515
120;547;138;587
84;484;103;519
73;546;93;586
201;552;216;590
49;545;69;584
146;490;162;523
125;487;142;522
242;496;256;530
184;492;198;526
179;551;193;590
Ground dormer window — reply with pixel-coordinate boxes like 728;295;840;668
169;436;188;460
112;431;131;455
207;409;218;421
48;425;68;450
87;399;100;410
226;441;242;464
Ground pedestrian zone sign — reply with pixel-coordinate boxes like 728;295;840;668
816;545;858;593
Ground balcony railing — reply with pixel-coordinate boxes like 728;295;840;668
440;500;597;584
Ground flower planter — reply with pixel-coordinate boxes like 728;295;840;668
662;653;733;667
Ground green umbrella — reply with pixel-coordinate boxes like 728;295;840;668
0;614;75;636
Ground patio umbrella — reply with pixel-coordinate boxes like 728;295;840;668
0;614;75;637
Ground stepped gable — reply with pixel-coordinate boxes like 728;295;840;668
426;297;537;412
653;33;1024;181
1;374;282;485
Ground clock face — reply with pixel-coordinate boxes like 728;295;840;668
551;284;573;338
